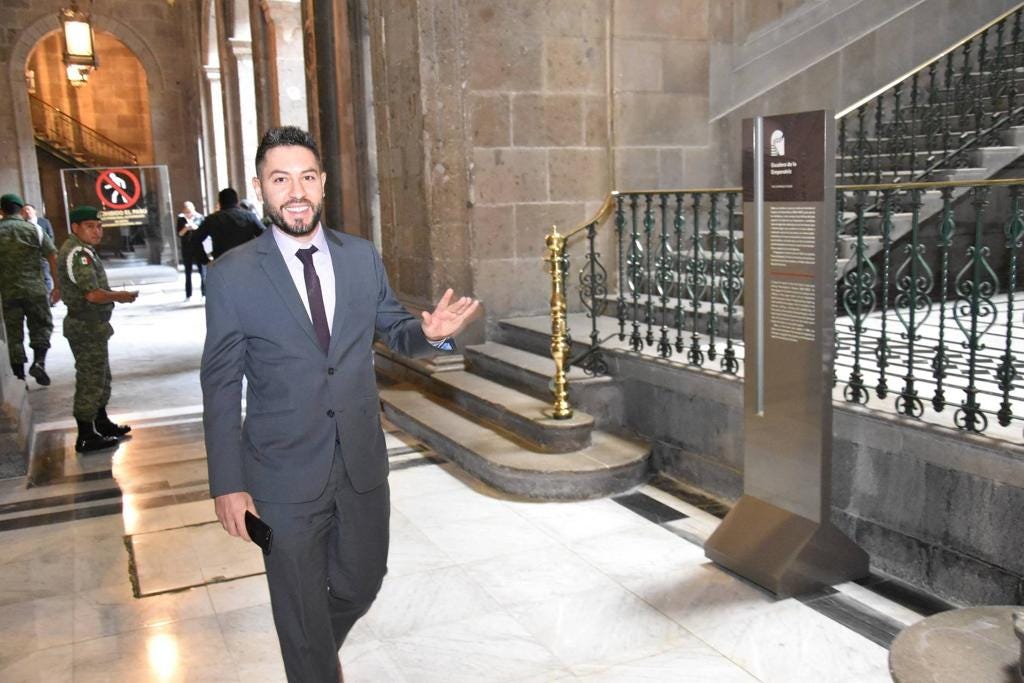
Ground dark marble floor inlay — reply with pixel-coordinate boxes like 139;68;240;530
613;491;688;524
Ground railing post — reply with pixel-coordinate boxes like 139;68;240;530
545;225;573;420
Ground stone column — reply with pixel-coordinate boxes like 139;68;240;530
216;42;245;193
249;0;281;134
366;0;474;323
204;66;231;200
268;0;307;127
230;38;261;196
0;300;32;479
302;0;370;238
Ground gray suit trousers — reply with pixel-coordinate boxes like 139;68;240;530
254;443;390;682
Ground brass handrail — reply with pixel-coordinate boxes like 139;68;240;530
564;187;741;239
836;2;1024;118
544;225;573;419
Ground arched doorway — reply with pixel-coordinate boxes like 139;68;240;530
26;29;154;250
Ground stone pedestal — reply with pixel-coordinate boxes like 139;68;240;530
890;606;1023;683
0;302;32;479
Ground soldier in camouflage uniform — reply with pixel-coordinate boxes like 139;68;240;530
58;206;140;453
0;193;60;385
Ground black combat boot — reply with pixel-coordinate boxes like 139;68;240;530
95;406;131;437
28;348;50;386
11;363;25;380
75;419;119;454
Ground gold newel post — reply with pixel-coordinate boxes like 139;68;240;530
545;225;573;419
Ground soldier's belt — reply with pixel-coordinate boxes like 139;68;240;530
65;310;112;323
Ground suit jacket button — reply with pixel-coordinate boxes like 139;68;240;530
327;368;335;375
326;409;335;417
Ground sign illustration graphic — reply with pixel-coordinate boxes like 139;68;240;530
95;168;142;209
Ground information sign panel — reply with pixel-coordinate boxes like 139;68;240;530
705;110;868;597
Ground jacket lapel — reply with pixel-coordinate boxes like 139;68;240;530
256;229;322;353
324;228;352;359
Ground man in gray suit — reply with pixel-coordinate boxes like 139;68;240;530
201;126;479;682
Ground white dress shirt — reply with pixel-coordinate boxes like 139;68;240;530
272;224;453;351
272;225;336;333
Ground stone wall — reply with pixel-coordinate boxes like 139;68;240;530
27;31;154;165
0;0;204;225
367;0;1012;324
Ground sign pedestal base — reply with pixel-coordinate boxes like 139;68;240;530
705;495;869;598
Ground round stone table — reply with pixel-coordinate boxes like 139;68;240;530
890;606;1022;683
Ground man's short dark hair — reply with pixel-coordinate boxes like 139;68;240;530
255;126;321;175
219;188;239;208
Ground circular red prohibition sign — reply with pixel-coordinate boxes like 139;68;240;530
95;169;142;210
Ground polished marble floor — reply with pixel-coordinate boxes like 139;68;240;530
0;276;926;681
1;413;924;682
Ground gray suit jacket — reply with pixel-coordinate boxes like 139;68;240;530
201;227;438;503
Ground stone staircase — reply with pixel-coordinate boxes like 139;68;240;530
376;19;1024;499
374;338;649;501
835;125;1024;278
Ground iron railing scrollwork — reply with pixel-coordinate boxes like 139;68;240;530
546;179;1023;439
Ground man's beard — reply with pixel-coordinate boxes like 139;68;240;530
265;200;322;236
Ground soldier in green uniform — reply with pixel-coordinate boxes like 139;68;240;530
58;206;140;453
0;193;60;384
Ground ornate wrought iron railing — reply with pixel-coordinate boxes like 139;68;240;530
837;4;1024;184
29;94;138;167
838;178;1023;436
546;179;1023;439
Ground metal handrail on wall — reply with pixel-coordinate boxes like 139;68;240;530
545;177;1024;439
837;4;1024;185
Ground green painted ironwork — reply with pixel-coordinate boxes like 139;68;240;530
626;196;644;352
686;193;707;367
930;188;956;412
893;189;932;417
673;194;687;354
720;193;742;375
997;186;1023;425
655;194;673;358
841;190;876;404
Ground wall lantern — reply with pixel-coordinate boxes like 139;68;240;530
58;1;97;87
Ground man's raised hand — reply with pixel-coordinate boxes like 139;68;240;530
420;288;481;341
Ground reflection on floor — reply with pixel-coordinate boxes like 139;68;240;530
0;412;925;682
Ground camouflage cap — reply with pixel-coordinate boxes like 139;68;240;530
69;205;101;224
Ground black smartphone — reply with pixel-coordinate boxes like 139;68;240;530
244;510;273;555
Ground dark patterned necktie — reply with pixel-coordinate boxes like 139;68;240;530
295;246;330;352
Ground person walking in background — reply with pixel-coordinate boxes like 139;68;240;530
58;206;139;453
201;126;479;682
192;188;264;260
176;200;207;299
0;193;60;385
21;203;55;301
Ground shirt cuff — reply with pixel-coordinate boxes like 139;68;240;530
428;337;455;352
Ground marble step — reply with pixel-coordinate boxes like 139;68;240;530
431;370;594;453
380;384;650;500
464;341;609;400
464;341;622;429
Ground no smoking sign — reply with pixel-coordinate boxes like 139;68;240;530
95;168;141;209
